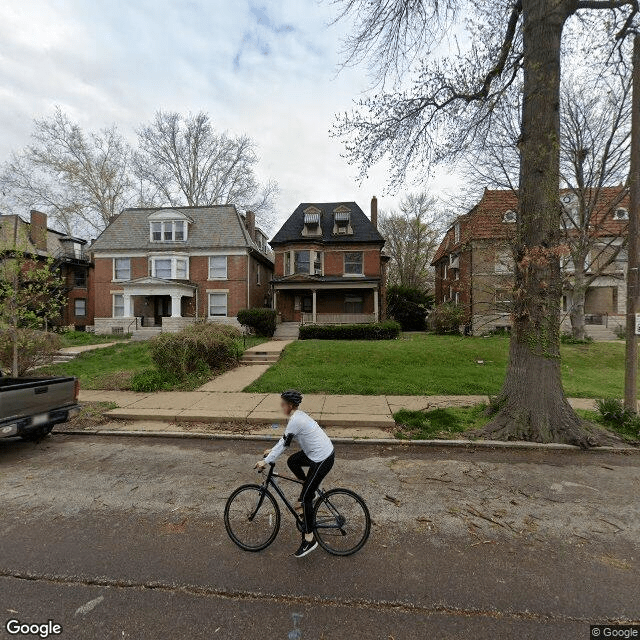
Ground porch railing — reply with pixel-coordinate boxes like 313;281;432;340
301;313;377;325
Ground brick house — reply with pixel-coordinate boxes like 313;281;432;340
270;198;388;324
0;210;93;330
90;206;273;334
432;188;628;335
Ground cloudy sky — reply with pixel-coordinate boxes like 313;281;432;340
0;0;460;230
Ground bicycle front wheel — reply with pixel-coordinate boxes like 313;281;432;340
313;488;370;556
224;484;280;552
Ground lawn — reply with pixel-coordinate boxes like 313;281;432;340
42;336;268;391
245;334;628;398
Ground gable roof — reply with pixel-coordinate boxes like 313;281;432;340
270;201;385;246
431;187;629;264
91;205;259;252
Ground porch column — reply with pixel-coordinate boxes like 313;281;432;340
373;287;379;322
123;293;133;317
312;289;317;323
273;290;278;313
170;295;182;318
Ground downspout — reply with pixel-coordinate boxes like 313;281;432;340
195;286;199;320
247;251;251;311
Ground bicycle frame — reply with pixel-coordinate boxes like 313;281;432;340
250;463;344;534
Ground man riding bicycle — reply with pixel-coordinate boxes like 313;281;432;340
255;389;334;558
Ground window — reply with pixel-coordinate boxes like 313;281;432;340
313;251;322;275
613;208;628;220
295;251;310;274
344;252;363;275
114;258;131;281
153;259;172;279
175;258;187;279
503;210;517;223
209;256;227;280
256;266;261;285
151;256;188;280
495;250;513;274
74;298;86;317
208;292;227;317
344;295;364;314
113;294;124;317
284;252;292;275
454;223;460;244
74;269;87;288
150;220;187;242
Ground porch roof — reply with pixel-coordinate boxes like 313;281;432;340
119;276;196;296
273;276;380;290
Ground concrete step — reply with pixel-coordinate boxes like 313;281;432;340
131;328;162;342
585;325;620;341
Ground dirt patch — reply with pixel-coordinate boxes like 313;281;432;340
62;402;118;430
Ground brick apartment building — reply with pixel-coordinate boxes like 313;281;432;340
432;188;628;335
90;206;273;335
270;198;388;324
0;210;93;330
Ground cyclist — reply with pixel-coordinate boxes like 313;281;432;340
255;389;334;558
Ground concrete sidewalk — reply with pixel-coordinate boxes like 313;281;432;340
79;389;599;430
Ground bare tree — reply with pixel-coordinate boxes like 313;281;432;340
134;111;278;228
379;192;441;290
0;107;133;235
328;0;639;446
464;75;631;339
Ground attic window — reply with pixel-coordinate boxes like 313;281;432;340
613;208;628;220
333;208;352;235
302;207;322;237
334;211;350;223
304;212;320;225
503;210;517;223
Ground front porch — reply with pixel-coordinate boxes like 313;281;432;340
273;281;381;325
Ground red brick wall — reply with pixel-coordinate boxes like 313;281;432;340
274;244;383;278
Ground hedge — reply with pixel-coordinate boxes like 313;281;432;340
299;321;401;340
237;308;277;337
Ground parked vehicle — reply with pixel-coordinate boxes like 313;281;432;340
0;376;80;441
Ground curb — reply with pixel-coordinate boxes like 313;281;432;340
54;428;639;452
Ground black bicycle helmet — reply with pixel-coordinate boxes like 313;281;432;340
281;389;303;406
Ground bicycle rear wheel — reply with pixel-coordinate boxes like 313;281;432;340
313;488;370;556
224;484;280;552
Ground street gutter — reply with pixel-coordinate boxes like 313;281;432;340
54;427;639;452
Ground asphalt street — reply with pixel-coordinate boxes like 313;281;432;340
0;434;638;639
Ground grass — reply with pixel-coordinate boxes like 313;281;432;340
41;335;269;391
394;405;490;439
246;334;628;398
58;331;131;348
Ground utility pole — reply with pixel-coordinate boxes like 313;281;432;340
625;34;640;413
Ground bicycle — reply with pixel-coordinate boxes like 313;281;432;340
224;462;371;556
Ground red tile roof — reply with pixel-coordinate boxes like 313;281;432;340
432;187;629;264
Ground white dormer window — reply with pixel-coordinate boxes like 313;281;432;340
333;206;353;236
302;206;322;237
503;210;517;223
148;209;191;243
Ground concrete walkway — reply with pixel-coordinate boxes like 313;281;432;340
59;341;121;355
196;340;291;392
79;389;600;430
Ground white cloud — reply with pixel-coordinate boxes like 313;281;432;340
0;0;456;232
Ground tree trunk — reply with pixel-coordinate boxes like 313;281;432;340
569;272;587;341
480;0;595;447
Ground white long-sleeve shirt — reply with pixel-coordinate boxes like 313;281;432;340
264;410;334;464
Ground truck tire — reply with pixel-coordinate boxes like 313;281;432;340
20;425;54;441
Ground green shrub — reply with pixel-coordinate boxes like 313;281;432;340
299;321;401;340
237;308;277;337
183;321;241;339
130;368;182;392
387;286;433;331
613;325;626;340
596;397;640;439
560;332;593;345
148;327;239;378
0;329;61;375
428;303;465;335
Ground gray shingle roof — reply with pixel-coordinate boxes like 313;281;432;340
91;205;255;252
270;202;385;247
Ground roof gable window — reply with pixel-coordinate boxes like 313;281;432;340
148;209;192;243
503;210;517;223
302;206;322;237
333;206;353;236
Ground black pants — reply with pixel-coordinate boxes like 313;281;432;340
287;450;335;534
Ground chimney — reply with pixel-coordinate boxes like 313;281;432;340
245;210;256;241
30;210;48;251
370;196;378;228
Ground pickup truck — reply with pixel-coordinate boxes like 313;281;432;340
0;376;80;441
